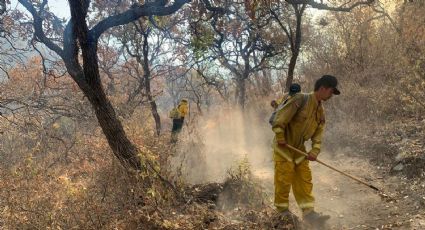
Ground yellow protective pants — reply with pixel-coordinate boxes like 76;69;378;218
274;159;315;212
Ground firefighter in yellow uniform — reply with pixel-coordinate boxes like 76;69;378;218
271;75;340;224
171;99;189;142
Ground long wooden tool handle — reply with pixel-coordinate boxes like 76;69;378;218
285;144;379;191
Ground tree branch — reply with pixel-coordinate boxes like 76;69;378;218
286;0;374;11
270;8;292;42
91;0;191;41
371;4;401;34
18;0;64;58
0;66;10;79
201;0;227;15
0;0;6;16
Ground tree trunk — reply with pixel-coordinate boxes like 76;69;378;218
236;76;246;108
68;1;141;169
285;4;305;92
66;56;141;170
261;68;272;96
192;90;203;115
142;31;161;136
85;84;142;169
286;54;298;91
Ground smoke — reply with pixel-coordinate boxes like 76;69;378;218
171;104;274;184
170;103;388;228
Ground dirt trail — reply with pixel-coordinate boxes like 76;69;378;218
178;111;424;229
253;146;425;229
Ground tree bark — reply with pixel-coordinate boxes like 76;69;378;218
142;31;161;136
83;79;141;169
285;4;305;92
261;69;272;96
236;76;246;108
68;1;141;169
286;53;298;91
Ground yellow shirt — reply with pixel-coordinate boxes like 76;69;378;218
178;101;189;118
272;92;325;164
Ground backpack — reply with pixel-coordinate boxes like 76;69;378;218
169;106;181;119
268;93;309;126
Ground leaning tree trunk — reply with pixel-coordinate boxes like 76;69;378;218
65;59;141;169
19;0;193;171
84;80;141;169
68;2;141;169
74;48;141;169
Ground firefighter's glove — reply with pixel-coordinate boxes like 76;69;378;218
306;152;317;161
277;140;287;147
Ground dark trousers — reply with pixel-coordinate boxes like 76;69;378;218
171;118;184;142
172;118;184;133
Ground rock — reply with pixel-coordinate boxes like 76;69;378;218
393;163;404;171
395;152;408;161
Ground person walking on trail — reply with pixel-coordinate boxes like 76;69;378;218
170;99;189;143
271;75;340;225
271;83;302;110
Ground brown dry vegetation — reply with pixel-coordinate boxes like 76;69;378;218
0;1;424;229
306;0;424;181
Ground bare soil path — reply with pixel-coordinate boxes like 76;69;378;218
253;146;425;230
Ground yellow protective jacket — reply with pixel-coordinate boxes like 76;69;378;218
275;94;288;107
275;94;294;109
178;101;189;118
272;92;325;164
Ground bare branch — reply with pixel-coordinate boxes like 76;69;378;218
91;0;191;41
371;4;401;34
0;0;6;15
270;9;291;41
286;0;374;12
18;0;65;58
201;0;227;14
32;41;48;74
0;66;9;79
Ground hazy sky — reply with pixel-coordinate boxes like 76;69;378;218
47;0;70;19
11;0;70;19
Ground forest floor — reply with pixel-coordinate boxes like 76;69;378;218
2;115;422;229
253;148;425;229
183;117;425;229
